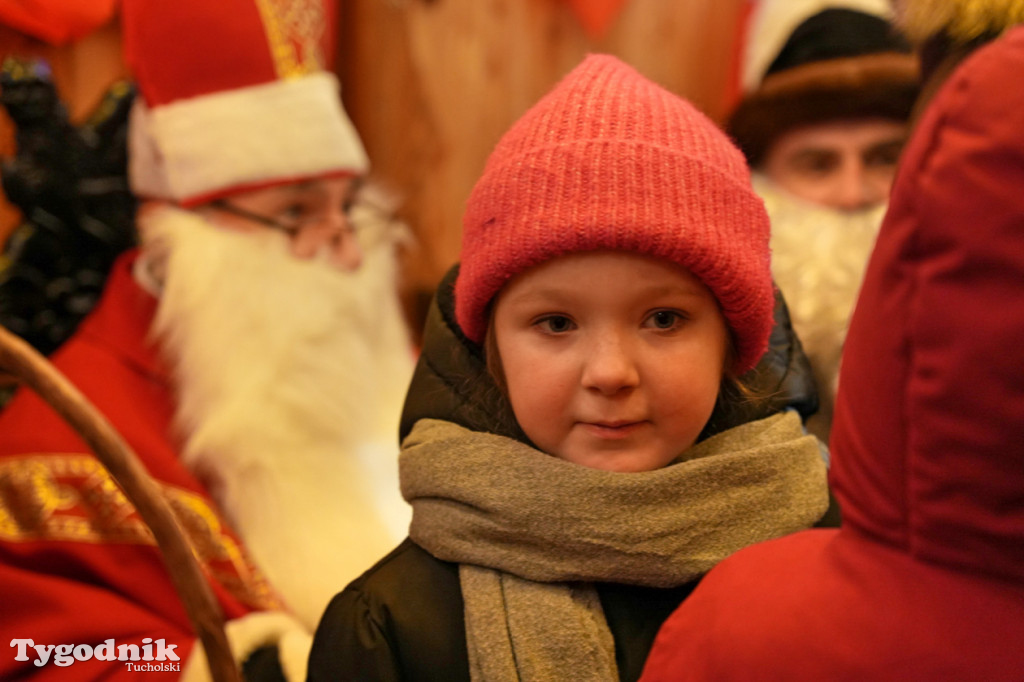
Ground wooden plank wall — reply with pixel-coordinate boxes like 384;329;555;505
1;0;745;331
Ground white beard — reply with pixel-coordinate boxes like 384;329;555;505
141;205;415;629
754;173;885;440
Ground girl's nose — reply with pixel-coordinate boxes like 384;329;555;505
581;335;640;395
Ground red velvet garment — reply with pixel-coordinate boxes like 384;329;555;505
0;253;280;680
0;0;117;45
640;27;1024;682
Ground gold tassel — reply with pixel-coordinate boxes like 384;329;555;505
897;0;1024;44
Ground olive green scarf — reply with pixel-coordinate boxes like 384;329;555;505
401;411;828;682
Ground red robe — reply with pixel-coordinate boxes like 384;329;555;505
640;27;1024;682
0;252;282;680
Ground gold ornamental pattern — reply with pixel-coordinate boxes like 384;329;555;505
254;0;327;78
0;454;282;611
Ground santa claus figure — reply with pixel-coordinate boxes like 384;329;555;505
0;0;414;679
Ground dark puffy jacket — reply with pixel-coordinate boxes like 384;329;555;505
640;27;1024;682
308;538;696;682
308;264;825;682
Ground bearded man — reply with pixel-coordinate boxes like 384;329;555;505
0;0;413;679
729;0;919;441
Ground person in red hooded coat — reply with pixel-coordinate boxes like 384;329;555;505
639;21;1024;682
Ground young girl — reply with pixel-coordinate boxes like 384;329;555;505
307;54;829;682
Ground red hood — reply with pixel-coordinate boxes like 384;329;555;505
830;26;1024;583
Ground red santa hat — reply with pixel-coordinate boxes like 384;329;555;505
121;0;368;206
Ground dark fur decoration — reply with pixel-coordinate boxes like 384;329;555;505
728;53;920;167
0;58;137;358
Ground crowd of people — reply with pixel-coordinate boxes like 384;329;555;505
1;0;1022;680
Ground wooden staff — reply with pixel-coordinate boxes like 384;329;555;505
0;325;241;682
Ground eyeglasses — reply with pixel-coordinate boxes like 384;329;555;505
206;175;364;237
208;200;356;238
206;179;402;254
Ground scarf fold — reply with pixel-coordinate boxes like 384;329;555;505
460;567;619;681
401;411;828;682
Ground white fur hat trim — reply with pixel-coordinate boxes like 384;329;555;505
129;71;367;204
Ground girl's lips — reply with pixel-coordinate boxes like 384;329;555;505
579;421;646;439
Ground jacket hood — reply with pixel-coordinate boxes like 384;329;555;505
399;266;524;444
830;26;1024;583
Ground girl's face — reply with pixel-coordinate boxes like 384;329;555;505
492;251;729;472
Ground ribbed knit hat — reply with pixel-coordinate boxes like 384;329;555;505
455;54;774;374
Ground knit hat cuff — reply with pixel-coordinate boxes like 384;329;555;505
128;71;368;205
455;140;774;374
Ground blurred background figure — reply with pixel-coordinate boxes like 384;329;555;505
0;59;135;366
728;0;919;441
0;0;130;407
0;0;414;678
896;0;1024;107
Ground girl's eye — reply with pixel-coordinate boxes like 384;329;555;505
645;310;685;330
536;315;575;334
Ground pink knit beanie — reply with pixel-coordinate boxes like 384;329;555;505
455;54;774;374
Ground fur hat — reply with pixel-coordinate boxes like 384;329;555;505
729;1;920;167
121;0;367;206
454;54;774;375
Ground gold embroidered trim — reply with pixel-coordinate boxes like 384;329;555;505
254;0;327;79
0;454;281;611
